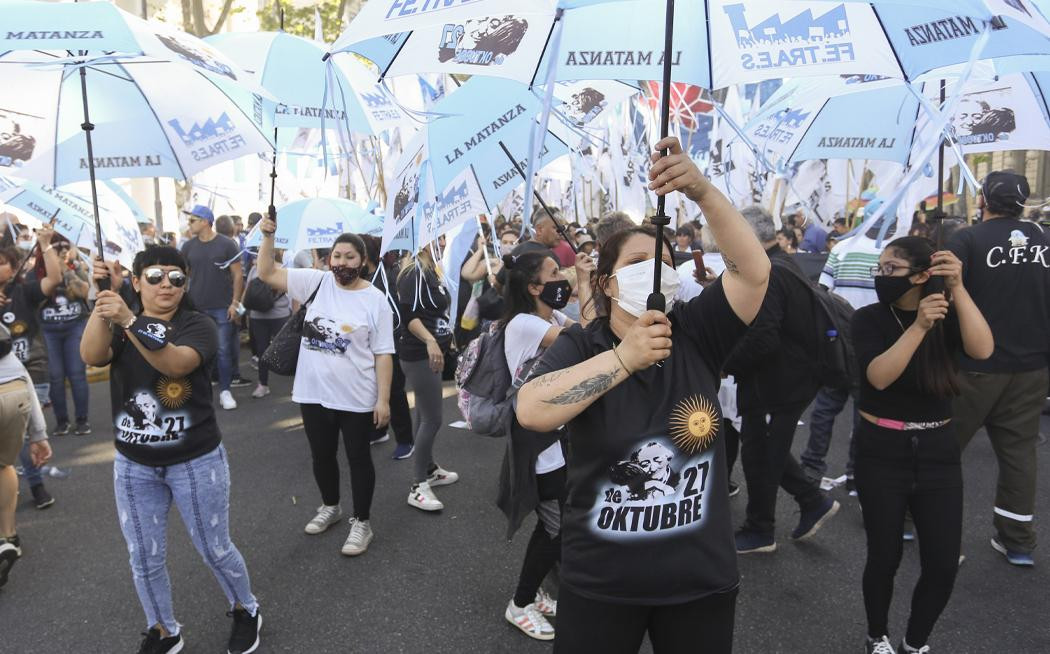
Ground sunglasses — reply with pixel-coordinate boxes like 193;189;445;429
142;268;187;287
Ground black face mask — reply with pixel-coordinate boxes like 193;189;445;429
538;279;572;310
874;275;915;304
331;265;361;286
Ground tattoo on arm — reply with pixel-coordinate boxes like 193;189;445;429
722;255;739;274
542;368;621;405
531;369;569;388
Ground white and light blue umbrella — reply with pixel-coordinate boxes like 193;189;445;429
245;198;381;254
741;72;1050;170
205;31;413;136
0;0;274;264
0;175;145;270
332;0;1050;88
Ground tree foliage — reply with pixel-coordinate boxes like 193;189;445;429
257;0;362;44
179;0;240;37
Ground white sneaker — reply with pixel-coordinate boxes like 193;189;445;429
304;504;342;535
534;588;557;617
407;481;444;511
219;390;238;410
341;518;374;556
426;466;459;487
251;385;270;399
505;600;555;641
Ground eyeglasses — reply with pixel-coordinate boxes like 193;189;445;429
142;268;187;287
870;263;924;277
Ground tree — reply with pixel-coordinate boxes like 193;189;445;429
180;0;238;37
258;0;364;43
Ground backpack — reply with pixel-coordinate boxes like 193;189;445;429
773;259;857;390
242;277;281;313
455;324;515;438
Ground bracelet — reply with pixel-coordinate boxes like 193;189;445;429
120;315;135;330
612;345;633;375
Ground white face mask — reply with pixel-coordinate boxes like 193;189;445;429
16;240;33;251
610;259;680;317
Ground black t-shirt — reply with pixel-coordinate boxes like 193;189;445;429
528;279;747;605
852;303;962;422
40;274;88;326
1;280;47;383
949;219;1050;373
108;309;222;466
396;265;453;361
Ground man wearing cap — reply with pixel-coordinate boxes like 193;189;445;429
949;170;1048;567
180;205;244;411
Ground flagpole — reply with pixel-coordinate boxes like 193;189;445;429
268;127;278;224
936;79;946;214
78;59;108;291
498;140;578;254
647;0;675;311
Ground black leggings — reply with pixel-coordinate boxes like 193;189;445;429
855;421;962;647
554;585;737;654
300;403;376;520
513;466;566;608
371;352;413;446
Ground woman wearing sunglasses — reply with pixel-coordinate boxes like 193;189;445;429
39;237;92;436
853;237;992;654
80;247;262;654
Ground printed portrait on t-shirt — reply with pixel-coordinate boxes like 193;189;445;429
302;314;354;355
115;379;193;446
591;395;721;541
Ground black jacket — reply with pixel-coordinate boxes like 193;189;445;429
725;247;820;412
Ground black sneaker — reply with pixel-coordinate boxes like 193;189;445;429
227;607;261;654
30;484;55;510
790;497;840;540
53;422;70;437
137;628;183;654
0;536;23;589
845;477;857;497
74;421;92;435
728;481;741;497
230;376;254;388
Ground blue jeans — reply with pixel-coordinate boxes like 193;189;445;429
113;445;257;635
203;309;233;392
801;386;858;479
19;383;50;487
43;320;89;423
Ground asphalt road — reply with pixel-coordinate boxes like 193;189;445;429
2;362;1048;653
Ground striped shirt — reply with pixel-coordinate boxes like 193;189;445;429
819;236;881;310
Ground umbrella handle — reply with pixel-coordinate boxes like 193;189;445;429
646;0;675;312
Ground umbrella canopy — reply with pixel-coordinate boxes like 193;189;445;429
245;197;381;254
331;0;1050;88
205;31;414;136
0;175;144;270
740;72;1050;169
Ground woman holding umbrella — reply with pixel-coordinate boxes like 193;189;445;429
516;137;770;653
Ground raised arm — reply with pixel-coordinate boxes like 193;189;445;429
36;225;62;297
648;137;770;324
517;311;670;432
256;217;288;293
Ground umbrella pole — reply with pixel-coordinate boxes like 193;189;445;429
498;140;577;254
936;79;946;215
268;127;278;223
647;0;675;312
78;64;108;291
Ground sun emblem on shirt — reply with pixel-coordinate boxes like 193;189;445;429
341;323;355;334
156;376;192;409
668;395;720;454
9;320;26;336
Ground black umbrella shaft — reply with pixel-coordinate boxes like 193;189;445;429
937;79;946;213
498;141;577;254
268;127;278;223
647;0;675;312
79;64;108;291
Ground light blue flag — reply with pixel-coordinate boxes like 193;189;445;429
440;219;479;329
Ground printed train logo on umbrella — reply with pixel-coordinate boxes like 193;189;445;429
722;3;855;71
438;16;528;66
167;113;248;162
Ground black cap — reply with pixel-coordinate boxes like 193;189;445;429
982;170;1030;214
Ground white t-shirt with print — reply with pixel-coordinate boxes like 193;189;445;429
287;269;396;413
505;311;568;475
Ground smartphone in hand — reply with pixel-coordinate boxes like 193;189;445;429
692;250;709;283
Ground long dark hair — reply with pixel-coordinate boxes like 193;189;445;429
886;236;959;398
132;245;194;314
500;251;549;326
588;226;673;319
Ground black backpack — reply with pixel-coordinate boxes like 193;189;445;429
242;277;282;313
773;259;857;390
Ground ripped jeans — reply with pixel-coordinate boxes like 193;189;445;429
113;445;257;635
